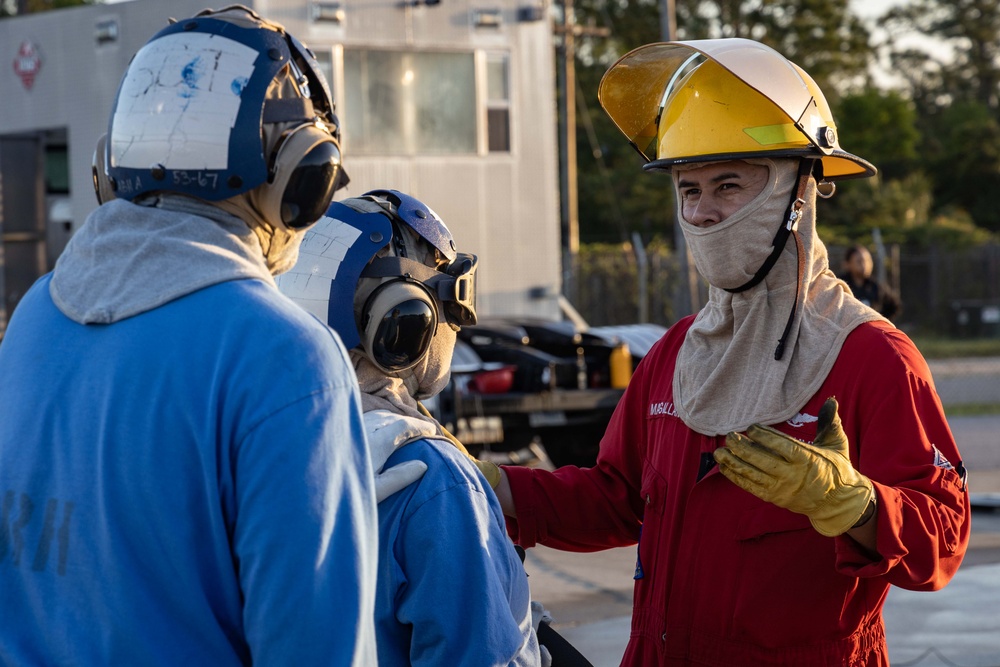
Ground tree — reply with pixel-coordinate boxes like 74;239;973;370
806;87;997;246
818;87;931;245
880;1;1000;233
883;0;1000;111
571;0;672;244
834;88;921;181
926;101;1000;232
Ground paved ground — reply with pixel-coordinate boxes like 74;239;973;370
928;357;1000;407
524;411;1000;667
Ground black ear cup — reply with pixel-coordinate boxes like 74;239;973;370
360;280;438;372
91;134;115;205
254;123;347;230
282;140;345;227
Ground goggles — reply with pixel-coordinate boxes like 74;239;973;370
427;253;478;327
362;252;478;328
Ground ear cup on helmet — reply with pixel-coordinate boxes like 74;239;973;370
360;280;438;373
254;123;347;230
92;134;115;205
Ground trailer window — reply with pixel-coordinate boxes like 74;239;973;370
343;49;476;155
486;53;510;152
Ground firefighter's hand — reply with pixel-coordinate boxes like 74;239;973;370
364;410;431;502
714;398;874;537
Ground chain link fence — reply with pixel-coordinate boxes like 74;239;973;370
566;241;1000;333
565;241;1000;409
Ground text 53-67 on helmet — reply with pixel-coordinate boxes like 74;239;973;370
597;38;876;181
96;6;348;229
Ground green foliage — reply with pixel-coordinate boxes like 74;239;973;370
818;86;1000;248
817;173;997;249
915;210;999;248
925;101;1000;233
573;0;676;245
876;0;1000;233
833;88;920;180
883;0;1000;111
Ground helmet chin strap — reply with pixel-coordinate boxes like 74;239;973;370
723;158;816;360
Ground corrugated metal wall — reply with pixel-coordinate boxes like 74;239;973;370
0;0;561;329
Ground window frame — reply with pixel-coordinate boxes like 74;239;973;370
319;45;513;158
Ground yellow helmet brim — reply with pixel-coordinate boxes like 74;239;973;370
598;39;876;180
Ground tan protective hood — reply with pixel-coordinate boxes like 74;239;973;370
673;159;887;436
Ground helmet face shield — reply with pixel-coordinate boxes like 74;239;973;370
598;38;876;180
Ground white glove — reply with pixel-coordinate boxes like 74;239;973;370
364;410;436;502
530;600;554;628
530;601;554;667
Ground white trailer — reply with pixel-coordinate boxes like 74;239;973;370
0;0;562;335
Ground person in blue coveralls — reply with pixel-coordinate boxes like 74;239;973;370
277;189;548;666
0;6;378;665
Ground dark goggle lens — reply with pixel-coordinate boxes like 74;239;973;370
371;299;436;371
281;141;348;229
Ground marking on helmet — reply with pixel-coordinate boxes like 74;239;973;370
180;57;203;98
743;123;801;146
231;76;249;97
276;216;363;323
111;33;256;171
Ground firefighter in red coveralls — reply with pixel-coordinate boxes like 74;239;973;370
491;39;971;666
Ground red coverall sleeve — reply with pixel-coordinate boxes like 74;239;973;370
503;350;655;551
834;331;970;591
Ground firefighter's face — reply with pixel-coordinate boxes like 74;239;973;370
675;161;770;228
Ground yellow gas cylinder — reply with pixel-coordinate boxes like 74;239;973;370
609;342;633;389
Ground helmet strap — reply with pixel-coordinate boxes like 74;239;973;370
773;228;807;360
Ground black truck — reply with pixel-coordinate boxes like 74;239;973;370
427;318;665;467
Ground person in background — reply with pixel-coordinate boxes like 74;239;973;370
842;243;901;319
0;6;378;665
278;189;547;666
491;38;969;666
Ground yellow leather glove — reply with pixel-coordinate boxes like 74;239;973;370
714;398;874;537
416;402;502;489
472;458;502;489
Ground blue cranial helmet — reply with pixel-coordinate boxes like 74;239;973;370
277;189;478;372
97;6;348;229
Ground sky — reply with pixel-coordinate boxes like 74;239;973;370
848;0;906;19
845;0;956;88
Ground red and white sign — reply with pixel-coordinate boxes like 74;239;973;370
13;40;42;90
